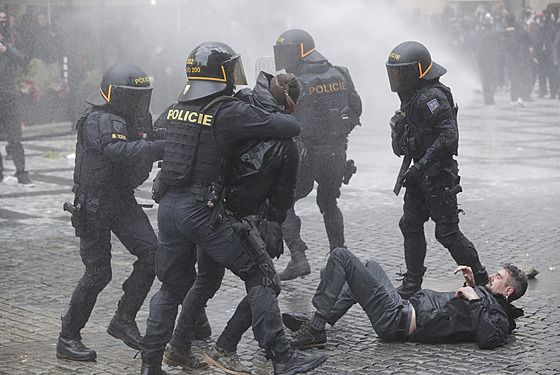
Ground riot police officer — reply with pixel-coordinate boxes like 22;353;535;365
57;63;164;361
273;29;362;280
163;71;302;375
385;41;489;299
138;42;325;375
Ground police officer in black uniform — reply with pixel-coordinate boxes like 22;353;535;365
57;63;165;361
385;41;489;299
273;29;362;280
138;42;325;375
163;71;302;375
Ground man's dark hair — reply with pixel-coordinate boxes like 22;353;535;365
504;263;528;302
275;73;300;103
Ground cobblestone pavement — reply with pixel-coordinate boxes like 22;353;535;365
1;90;559;375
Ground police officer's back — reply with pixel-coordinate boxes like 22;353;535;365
273;29;362;281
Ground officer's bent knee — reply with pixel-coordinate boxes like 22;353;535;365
84;266;112;291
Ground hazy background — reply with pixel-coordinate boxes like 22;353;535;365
26;0;482;120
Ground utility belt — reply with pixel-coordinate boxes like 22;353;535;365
166;181;226;229
167;182;211;197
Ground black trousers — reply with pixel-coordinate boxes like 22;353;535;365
282;144;346;253
61;194;157;337
312;247;410;341
139;191;290;363
399;165;485;277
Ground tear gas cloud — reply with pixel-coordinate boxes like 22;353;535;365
56;0;479;117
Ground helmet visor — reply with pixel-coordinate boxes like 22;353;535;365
273;43;301;71
224;54;247;86
385;62;420;92
111;85;153;116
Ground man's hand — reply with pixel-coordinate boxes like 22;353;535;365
0;42;6;53
455;286;479;301
454;265;475;287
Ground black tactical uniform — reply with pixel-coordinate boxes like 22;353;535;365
161;72;301;375
57;64;164;362
386;41;489;299
138;43;325;375
0;9;31;184
273;29;362;280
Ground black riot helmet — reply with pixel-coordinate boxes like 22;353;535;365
274;29;326;72
87;63;152;118
385;41;447;93
178;41;247;102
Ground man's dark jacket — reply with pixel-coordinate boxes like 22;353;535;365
409;286;524;349
228;71;299;221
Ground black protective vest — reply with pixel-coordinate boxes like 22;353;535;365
74;109;127;192
295;63;352;145
160;101;223;187
403;83;458;160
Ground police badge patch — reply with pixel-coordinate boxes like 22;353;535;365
427;98;440;113
112;120;125;133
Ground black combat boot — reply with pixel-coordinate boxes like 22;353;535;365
107;309;142;350
56;334;97;362
279;250;310;281
396;267;426;299
272;349;326;375
140;362;167;375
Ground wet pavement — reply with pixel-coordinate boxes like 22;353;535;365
1;89;559;375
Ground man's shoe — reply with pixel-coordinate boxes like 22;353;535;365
272;349;326;375
282;312;311;332
140;362;167;375
279;258;311;281
289;322;326;349
15;171;32;185
107;314;142;350
163;344;208;370
204;344;252;375
56;335;97;362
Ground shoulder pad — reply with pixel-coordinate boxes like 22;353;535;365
99;113;128;146
416;87;451;116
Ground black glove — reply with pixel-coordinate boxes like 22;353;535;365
402;162;426;187
259;220;284;259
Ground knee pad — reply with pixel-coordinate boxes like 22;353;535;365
399;215;423;236
244;260;281;296
435;223;461;247
84;265;112;293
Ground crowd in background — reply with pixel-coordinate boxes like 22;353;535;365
413;4;560;106
4;3;560;128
